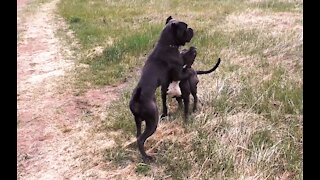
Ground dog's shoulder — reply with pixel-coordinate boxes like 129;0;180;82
154;46;182;66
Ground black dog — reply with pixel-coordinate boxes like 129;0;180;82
167;47;221;120
129;16;194;161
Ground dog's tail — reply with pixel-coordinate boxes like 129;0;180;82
132;87;142;102
196;58;221;75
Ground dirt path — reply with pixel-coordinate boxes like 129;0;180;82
17;0;126;179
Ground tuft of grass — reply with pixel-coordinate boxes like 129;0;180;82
155;140;193;179
104;145;134;166
135;163;151;176
249;129;274;150
69;16;81;23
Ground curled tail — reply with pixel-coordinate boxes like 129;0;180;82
196;58;221;75
133;87;142;101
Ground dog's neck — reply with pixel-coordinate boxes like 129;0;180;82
158;35;180;49
157;42;179;49
168;44;179;48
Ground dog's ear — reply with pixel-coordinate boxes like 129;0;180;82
186;28;194;42
165;16;173;24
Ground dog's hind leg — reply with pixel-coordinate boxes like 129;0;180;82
137;105;159;162
175;96;183;109
134;116;142;138
190;79;198;112
192;93;198;112
138;118;158;162
191;89;198;112
182;94;190;121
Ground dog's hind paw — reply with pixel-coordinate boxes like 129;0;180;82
142;155;155;163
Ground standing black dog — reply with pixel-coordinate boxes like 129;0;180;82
168;47;221;120
129;16;194;161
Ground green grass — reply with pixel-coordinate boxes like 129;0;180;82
105;90;136;136
77;25;161;87
58;0;145;48
135;163;151;176
234;67;302;118
58;0;302;179
104;144;134;166
156;140;193;179
249;129;274;150
249;0;303;12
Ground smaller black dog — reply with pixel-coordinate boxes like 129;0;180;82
167;47;221;120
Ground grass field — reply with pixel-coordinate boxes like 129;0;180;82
58;0;303;179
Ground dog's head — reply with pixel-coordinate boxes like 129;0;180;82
159;16;194;46
181;46;197;68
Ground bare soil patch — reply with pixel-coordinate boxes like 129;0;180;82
17;0;127;179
